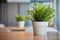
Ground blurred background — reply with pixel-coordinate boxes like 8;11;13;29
0;0;60;31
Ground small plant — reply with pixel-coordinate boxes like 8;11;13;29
15;14;25;21
27;3;54;22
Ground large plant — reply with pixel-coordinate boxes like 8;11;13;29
15;14;25;22
27;3;54;22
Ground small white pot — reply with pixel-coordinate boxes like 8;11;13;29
33;22;48;36
18;21;25;28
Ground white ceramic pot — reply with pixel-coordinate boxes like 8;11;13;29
18;21;25;28
33;22;48;36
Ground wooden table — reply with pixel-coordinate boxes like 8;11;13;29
0;32;60;40
0;27;28;31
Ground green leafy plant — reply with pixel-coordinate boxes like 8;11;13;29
15;14;25;21
27;3;54;22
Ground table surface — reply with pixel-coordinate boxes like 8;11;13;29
0;32;60;40
0;27;28;31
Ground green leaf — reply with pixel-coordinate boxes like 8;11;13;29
27;3;55;22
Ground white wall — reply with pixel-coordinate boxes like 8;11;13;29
2;3;8;25
19;3;30;16
7;3;18;26
7;0;30;3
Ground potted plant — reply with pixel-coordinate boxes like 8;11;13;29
27;3;54;35
15;14;25;28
